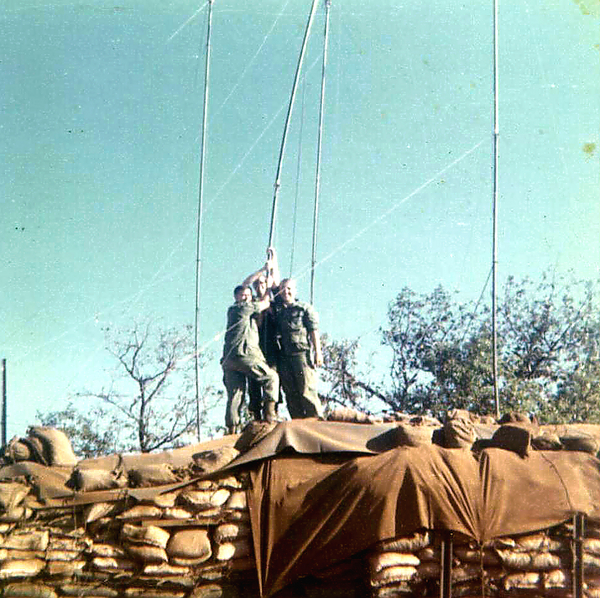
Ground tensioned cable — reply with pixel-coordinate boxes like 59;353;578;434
177;138;487;367
310;0;332;306
194;0;214;441
268;0;320;248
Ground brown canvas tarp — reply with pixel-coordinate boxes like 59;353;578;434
248;445;600;597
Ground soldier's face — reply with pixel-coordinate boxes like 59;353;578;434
281;281;296;305
254;276;268;298
235;288;252;303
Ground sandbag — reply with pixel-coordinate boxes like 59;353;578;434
84;501;118;523
214;523;251;544
91;556;135;571
224;490;247;510
121;523;170;548
503;571;540;590
368;551;420;575
163;507;193;519
370;565;417;587
123;543;168;564
90;543;127;558
490;423;532;456
181;488;230;509
0;482;30;510
453;546;500;565
189;585;233;598
192;447;240;473
1;583;57;598
124;590;186;598
60;584;119;597
0;559;46;579
45;560;86;576
28;427;78;466
395;423;434;447
376;531;430;553
153;491;179;507
117;505;162;520
128;464;179;487
166;529;211;561
0;506;33;522
142;563;190;577
215;539;252;561
560;435;599;454
71;468;126;492
3;529;49;551
443;418;476;449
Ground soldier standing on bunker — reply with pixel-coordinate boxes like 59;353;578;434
275;278;324;419
221;255;280;434
245;248;282;423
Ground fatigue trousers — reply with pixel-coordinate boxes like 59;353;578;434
222;354;279;434
279;351;323;419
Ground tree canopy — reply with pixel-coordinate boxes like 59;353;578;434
321;269;600;423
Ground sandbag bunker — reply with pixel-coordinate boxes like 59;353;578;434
0;417;600;598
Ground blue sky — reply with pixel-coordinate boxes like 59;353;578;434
1;0;598;440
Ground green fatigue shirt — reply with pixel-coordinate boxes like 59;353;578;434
276;300;319;355
222;301;263;362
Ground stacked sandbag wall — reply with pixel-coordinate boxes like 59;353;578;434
357;521;600;598
0;472;258;598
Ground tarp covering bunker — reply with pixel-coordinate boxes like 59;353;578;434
1;417;600;597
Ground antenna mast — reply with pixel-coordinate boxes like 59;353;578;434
310;0;332;305
491;0;500;418
268;0;320;248
194;0;215;440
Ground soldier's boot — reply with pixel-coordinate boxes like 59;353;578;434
264;400;277;424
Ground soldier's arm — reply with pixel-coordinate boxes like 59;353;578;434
241;262;268;288
310;330;323;367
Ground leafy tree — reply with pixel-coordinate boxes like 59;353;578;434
323;269;600;423
36;401;118;459
37;320;222;456
320;335;387;412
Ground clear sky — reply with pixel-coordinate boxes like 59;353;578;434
2;0;599;440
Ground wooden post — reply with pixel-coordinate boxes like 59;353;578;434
440;532;453;598
573;513;584;598
1;359;6;447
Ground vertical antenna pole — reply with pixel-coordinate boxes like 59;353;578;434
492;0;500;419
1;359;6;448
195;0;215;441
310;0;332;305
268;0;320;248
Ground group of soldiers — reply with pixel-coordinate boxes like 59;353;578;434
221;248;324;434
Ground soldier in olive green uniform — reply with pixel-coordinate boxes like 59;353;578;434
221;283;279;434
275;278;324;419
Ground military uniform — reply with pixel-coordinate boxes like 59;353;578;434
275;300;323;419
221;300;279;433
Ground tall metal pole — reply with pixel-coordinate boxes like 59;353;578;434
1;359;6;448
194;0;215;441
492;0;500;419
310;0;332;305
268;0;320;248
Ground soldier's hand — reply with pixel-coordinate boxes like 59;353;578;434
314;350;323;368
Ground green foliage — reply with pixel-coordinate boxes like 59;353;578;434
323;269;600;423
36;401;118;459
